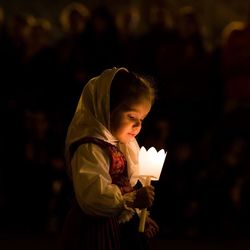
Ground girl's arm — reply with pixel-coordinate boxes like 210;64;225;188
71;143;135;217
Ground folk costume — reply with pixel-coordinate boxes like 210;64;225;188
59;67;149;250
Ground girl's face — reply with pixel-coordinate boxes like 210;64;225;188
110;99;151;144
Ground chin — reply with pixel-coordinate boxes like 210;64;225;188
119;135;136;144
119;138;131;144
128;137;136;143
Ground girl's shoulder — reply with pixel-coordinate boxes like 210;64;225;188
69;136;117;157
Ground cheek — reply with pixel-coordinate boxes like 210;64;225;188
111;119;128;136
119;121;131;131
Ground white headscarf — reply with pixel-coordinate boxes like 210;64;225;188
65;67;140;186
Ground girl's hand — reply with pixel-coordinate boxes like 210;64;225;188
144;217;159;238
133;185;155;209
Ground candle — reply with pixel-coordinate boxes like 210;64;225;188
138;146;167;232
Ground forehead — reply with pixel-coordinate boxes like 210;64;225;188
123;99;151;114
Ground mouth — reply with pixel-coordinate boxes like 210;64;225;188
128;133;136;138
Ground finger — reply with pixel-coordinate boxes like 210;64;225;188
147;217;160;231
150;221;159;231
145;228;157;238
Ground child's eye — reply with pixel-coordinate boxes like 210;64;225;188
128;115;144;123
128;115;136;120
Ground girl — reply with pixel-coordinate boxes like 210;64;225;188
59;67;159;250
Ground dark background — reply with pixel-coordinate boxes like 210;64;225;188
1;0;250;249
1;0;250;44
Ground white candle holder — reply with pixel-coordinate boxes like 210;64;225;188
138;146;167;232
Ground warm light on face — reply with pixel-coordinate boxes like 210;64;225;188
110;99;151;144
138;146;167;180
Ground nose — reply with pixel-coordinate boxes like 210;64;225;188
133;119;142;128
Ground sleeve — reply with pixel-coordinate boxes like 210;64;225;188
71;143;136;218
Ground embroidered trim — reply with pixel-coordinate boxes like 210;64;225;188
118;190;137;223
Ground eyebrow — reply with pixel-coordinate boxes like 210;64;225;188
121;103;137;111
121;103;149;117
125;108;143;114
126;108;149;119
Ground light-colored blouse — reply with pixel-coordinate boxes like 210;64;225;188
71;143;137;223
